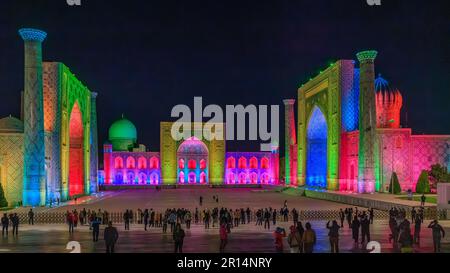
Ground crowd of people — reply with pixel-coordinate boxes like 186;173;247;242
0;195;447;254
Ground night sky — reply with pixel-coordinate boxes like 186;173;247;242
1;0;449;160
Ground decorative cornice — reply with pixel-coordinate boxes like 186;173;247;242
356;50;378;62
18;28;47;42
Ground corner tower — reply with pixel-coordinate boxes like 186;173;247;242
356;50;379;193
19;28;47;206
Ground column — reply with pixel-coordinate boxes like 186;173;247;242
90;92;99;193
283;99;297;186
19;28;47;206
357;50;379;193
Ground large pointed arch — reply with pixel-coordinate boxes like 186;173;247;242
305;106;328;189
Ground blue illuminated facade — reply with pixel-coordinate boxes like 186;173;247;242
306;106;328;188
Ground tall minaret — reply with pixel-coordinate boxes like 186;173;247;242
19;28;47;206
283;99;297;186
90;92;99;194
357;50;378;193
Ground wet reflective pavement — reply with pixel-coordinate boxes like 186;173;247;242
1;220;448;253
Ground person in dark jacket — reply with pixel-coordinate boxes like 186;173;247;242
173;223;186;253
11;213;19;236
104;221;119;253
296;221;305;253
1;213;9;236
339;209;345;228
428;220;445;253
360;216;371;245
91;217;101;242
143;209;149;231
326;220;340;253
351;216;360;247
28;209;34;225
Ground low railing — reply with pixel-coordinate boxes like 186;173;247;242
7;208;446;225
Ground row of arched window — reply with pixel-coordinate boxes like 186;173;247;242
114;156;160;169
225;172;271;184
226;156;269;169
114;171;160;185
178;171;207;184
178;159;207;170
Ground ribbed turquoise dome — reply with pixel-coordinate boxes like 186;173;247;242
108;117;137;141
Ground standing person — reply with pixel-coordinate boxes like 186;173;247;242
397;219;413;253
91;217;101;242
11;213;19;237
28;209;34;225
162;213;168;233
351;216;360;247
428;220;446;253
199;196;203;206
273;227;286;253
360;216;371;245
123;210;130;230
369;208;374;224
411;207;417;223
287;225;301;253
326;220;340;253
143;209;149;231
173;223;185;253
272;209;277;226
264;209;270;230
67;211;74;234
104;221;119;253
296;222;305;253
73;209;79;228
1;213;8;237
420;194;426;207
414;215;421;244
219;223;228;253
346;209;352;228
339;209;345;228
195;208;199;224
185;210;192;229
302;223;316;253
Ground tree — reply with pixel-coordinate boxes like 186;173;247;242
416;170;431;194
0;183;8;208
429;164;450;188
388;172;402;194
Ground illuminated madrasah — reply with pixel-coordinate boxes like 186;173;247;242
0;28;98;206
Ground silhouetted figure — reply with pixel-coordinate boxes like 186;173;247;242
11;213;19;236
1;213;9;236
420;194;426;207
219;223;228;253
326;220;340;253
123;210;130;230
91;217;101;242
173;223;185;253
428;220;445;253
351;216;360;246
414;215;421;244
360;216;371;245
339;209;345;228
104;221;119;253
28;209;34;225
199;196;203;206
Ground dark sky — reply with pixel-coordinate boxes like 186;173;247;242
1;0;449;157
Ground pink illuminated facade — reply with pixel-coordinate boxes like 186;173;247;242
100;119;280;186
